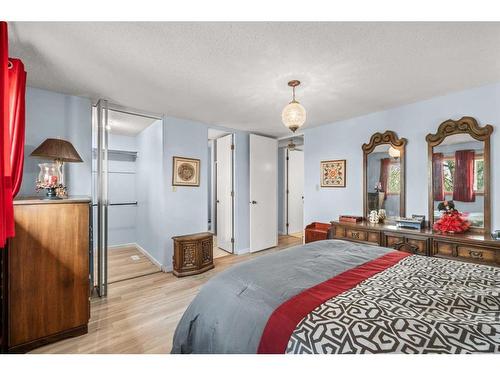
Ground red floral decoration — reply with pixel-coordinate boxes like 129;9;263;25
433;210;471;234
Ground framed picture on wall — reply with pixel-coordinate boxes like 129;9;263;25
320;159;346;187
172;156;201;186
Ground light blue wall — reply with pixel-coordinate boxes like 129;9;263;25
20;87;92;197
304;82;500;231
162;117;209;269
21;88;251;268
136;120;164;265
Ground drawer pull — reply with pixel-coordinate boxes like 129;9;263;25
468;250;483;259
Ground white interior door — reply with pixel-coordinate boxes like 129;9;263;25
216;134;233;252
287;149;304;235
250;134;277;252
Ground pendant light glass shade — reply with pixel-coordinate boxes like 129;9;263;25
388;146;400;159
282;80;306;133
282;101;306;133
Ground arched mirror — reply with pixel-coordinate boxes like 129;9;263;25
363;131;407;221
426;117;493;233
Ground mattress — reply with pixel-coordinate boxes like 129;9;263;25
171;240;500;354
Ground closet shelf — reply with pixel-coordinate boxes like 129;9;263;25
92;148;138;160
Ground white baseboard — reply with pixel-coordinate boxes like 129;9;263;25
133;243;163;271
108;242;136;249
235;248;250;255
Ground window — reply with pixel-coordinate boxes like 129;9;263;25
387;162;400;194
442;156;484;194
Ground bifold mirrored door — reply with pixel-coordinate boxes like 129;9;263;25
96;99;109;297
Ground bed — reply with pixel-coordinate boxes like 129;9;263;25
171;240;500;354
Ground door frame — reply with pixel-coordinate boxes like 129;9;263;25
213;132;235;253
92;100;164;297
285;147;304;236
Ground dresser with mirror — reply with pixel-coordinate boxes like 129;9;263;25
330;117;500;266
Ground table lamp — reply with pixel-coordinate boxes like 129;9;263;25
30;138;83;199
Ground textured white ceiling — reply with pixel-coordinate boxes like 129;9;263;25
107;109;157;136
8;22;500;137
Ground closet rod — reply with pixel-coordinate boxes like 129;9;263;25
92;202;138;207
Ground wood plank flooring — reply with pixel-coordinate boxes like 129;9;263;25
30;235;302;354
107;245;161;284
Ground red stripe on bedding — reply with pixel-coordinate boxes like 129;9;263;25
257;251;411;354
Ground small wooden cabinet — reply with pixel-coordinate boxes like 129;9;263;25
1;197;91;353
172;232;214;277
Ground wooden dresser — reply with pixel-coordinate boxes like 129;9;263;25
330;220;500;267
0;197;91;353
172;232;214;277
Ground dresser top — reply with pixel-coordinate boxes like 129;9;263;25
14;196;91;205
331;220;500;247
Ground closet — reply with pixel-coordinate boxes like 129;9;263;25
92;104;163;290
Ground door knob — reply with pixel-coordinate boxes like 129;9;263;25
216;200;220;203
250;200;257;204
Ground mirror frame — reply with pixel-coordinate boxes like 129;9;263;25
426;116;493;234
362;130;407;220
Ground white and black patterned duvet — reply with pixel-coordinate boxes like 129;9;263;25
287;256;500;354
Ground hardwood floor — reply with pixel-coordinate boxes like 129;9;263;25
107;245;161;284
212;236;232;259
30;235;302;354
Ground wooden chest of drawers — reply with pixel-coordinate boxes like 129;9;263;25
172;232;214;277
330;221;500;267
1;198;91;353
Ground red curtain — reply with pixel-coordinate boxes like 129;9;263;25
8;58;26;197
453;150;475;202
1;21;13;247
432;153;445;201
379;158;390;200
0;22;26;247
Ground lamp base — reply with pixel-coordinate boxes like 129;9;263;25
43;187;62;200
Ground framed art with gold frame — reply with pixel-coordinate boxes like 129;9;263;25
320;159;346;187
172;156;200;187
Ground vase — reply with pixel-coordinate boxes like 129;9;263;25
37;162;62;200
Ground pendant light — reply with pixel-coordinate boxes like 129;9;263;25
282;80;306;133
388;146;400;159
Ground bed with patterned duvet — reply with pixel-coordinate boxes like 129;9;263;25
171;239;500;354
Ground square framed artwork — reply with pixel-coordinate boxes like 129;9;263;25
320;159;346;187
172;156;200;186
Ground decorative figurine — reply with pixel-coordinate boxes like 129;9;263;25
369;210;380;224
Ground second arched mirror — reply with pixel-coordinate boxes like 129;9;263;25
362;131;407;222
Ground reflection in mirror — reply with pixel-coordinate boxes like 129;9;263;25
432;133;485;228
367;144;401;220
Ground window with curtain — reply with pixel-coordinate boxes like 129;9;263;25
453;150;476;202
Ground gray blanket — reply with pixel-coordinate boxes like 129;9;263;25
171;240;392;354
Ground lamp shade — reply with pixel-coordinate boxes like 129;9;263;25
388;146;400;159
30;138;83;163
282;101;306;133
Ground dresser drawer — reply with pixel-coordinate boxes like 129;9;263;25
343;228;379;245
345;228;367;241
386;234;404;248
433;241;499;266
384;233;429;255
457;245;497;264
